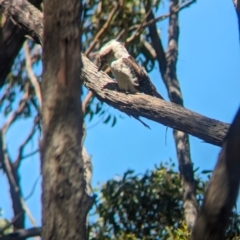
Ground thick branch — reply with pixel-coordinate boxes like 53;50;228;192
0;0;42;87
0;0;43;44
0;0;229;147
81;56;228;146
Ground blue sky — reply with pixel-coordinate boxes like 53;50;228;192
0;0;240;230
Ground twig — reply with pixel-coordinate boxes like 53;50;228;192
22;149;39;160
24;41;42;108
24;176;40;201
13;120;37;169
136;0;196;31
82;91;93;114
126;8;152;43
84;3;119;57
2;82;30;133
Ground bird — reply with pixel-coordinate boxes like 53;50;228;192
98;39;164;99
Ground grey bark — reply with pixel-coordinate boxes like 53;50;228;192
41;0;93;239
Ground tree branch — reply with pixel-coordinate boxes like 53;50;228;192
0;131;25;229
0;0;42;87
0;0;43;44
13;117;37;169
0;0;230;147
0;227;41;240
81;56;228;146
24;41;42;108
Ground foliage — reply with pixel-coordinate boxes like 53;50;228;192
89;161;240;240
89;161;206;239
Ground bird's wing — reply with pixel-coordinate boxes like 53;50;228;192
122;56;164;99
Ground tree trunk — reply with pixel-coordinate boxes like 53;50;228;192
41;0;92;239
145;0;198;230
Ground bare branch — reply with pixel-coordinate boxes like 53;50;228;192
13;119;37;169
2;82;30;133
0;131;25;229
82;91;94;114
24;41;42;108
0;227;41;240
22;149;39;160
24;176;40;201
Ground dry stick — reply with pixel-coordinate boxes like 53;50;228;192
22;149;39;160
24;41;42;108
0;0;230;146
145;0;198;231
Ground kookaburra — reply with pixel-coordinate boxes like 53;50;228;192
98;40;163;99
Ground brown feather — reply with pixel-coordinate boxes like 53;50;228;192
122;56;164;99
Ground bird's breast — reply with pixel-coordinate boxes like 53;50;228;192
110;59;138;93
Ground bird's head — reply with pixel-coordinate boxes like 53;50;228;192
98;40;128;71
